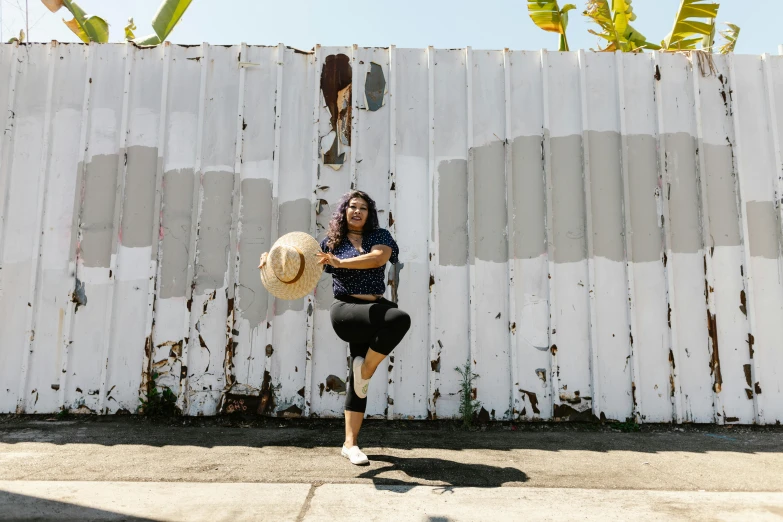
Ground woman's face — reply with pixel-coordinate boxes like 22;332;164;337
345;197;369;230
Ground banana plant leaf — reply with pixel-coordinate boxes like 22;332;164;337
584;0;660;52
662;0;720;50
135;0;193;46
528;1;576;52
40;0;109;43
718;23;740;54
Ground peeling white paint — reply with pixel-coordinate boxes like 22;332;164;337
1;43;782;424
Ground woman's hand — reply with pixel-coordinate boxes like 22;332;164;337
258;252;268;269
316;251;342;268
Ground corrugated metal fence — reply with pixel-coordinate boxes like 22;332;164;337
1;42;782;424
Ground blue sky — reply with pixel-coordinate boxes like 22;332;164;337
3;0;782;54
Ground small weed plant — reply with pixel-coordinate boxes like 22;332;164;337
139;372;180;417
610;419;641;432
456;360;481;429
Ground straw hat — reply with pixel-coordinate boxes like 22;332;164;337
259;232;324;300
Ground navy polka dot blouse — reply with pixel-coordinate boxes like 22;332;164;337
320;228;399;297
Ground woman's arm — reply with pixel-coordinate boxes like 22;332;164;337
316;244;392;269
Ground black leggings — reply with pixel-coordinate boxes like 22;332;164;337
330;296;411;413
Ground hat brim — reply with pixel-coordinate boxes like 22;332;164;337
260;232;324;301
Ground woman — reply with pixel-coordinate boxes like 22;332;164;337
316;190;411;466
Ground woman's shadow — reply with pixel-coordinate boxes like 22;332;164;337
357;454;528;489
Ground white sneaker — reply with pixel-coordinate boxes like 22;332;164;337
353;357;370;399
341;445;369;466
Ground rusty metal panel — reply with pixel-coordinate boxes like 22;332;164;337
731;54;783;425
620;53;673;423
579;51;634;422
1;43;783;425
390;47;429;419
508;50;551;420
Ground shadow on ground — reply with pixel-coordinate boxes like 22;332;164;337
1;415;781;455
0;490;156;521
358;455;528;488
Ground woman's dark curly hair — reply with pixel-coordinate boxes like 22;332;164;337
324;190;380;251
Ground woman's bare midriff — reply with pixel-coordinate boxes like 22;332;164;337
351;294;382;301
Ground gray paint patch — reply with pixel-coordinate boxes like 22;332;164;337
193;171;235;295
703;143;741;248
665;133;702;254
160;169;195;299
472;141;508;263
121;146;158;248
746;201;780;259
550;136;586;264
80;154;119;268
237;179;273;326
588;131;624;262
438;159;468;266
274;198;312;315
626;135;662;263
512;136;546;260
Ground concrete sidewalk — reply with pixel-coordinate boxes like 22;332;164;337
1;416;782;521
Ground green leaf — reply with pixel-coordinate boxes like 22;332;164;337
584;0;658;52
528;1;575;51
718;23;740;54
60;0;109;43
134;34;163;46
150;0;193;42
663;0;720;50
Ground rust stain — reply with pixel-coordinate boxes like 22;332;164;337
743;364;752;387
551;344;557;355
706;310;722;393
510;322;516;333
559;390;582;405
258;370;275;415
747;333;755;359
430;354;441;373
319;383;325;397
631;381;637;407
745;388;753;400
739;290;747;316
519;389;540;414
278;404;303;417
755;382;762;394
266;344;274;357
325;374;346;394
429;274;435;292
654;64;661;81
535;368;546;383
553;404;596;422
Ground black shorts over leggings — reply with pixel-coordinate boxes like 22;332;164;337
330;296;411;413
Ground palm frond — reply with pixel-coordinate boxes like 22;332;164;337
663;0;720;50
718;23;740;54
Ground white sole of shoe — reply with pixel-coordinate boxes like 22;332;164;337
352;357;370;399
